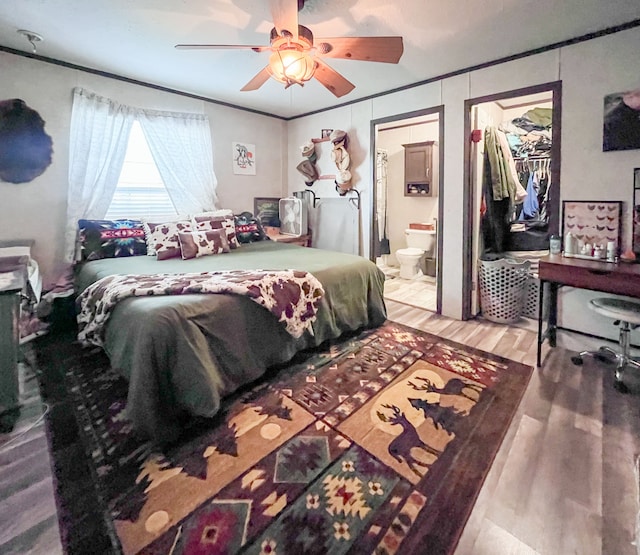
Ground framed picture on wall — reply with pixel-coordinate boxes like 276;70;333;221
232;142;256;175
254;197;280;227
562;200;622;258
632;168;640;258
603;88;640;152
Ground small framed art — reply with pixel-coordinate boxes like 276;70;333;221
562;200;622;258
632;168;640;257
233;142;256;175
321;129;333;139
253;197;280;227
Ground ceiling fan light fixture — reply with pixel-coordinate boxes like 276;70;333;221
268;49;316;87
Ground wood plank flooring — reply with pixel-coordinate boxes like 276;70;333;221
0;347;62;555
0;302;638;554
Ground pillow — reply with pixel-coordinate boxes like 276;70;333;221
192;209;240;249
233;211;270;244
78;219;147;261
143;219;193;260
178;229;230;259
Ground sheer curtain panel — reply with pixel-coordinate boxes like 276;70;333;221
65;88;135;261
138;110;218;216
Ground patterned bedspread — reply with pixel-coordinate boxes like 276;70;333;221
77;269;324;346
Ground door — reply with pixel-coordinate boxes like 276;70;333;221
462;82;562;320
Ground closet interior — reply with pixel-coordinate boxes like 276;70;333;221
469;88;558;318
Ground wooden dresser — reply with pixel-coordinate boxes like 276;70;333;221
0;267;25;431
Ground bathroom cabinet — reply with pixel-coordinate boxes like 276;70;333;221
403;141;437;196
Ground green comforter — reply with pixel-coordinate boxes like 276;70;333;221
75;241;386;444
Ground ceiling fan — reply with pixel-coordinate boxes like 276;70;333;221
175;0;404;98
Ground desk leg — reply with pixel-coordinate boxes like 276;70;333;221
537;280;545;367
548;282;558;347
537;280;559;367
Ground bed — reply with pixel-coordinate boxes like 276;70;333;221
75;240;386;444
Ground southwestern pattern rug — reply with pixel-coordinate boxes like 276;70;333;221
42;321;532;554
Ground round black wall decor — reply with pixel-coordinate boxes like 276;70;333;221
0;98;53;184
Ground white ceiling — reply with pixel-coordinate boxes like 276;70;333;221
1;0;639;119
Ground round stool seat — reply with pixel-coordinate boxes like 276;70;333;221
589;297;640;326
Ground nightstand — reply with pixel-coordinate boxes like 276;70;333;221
266;228;312;247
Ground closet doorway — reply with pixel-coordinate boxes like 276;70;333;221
371;106;444;314
463;82;562;319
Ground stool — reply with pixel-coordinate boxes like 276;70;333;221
571;297;640;392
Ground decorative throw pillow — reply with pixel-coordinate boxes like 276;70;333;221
233;211;270;244
78;219;147;261
192;209;240;249
178;229;230;259
143;219;193;260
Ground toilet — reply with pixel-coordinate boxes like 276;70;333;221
396;228;436;279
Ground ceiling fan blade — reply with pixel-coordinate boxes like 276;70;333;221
240;66;273;92
315;36;404;63
175;44;270;52
313;59;355;98
270;0;299;39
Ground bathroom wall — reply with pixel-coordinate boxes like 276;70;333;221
377;120;439;267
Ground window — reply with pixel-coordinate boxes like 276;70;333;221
105;121;178;220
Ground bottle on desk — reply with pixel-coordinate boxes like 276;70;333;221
594;245;604;259
564;232;575;255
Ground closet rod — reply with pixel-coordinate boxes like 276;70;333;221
513;154;551;160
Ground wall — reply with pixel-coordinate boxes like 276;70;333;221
287;103;372;254
288;26;640;336
2;26;640;339
0;52;286;288
377;122;439;267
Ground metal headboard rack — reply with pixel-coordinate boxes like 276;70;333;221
294;188;361;210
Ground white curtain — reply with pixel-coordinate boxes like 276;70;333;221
138;110;218;215
64;88;135;261
376;149;389;240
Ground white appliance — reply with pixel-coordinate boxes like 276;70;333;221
279;197;308;236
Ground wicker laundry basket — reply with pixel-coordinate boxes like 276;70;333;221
479;258;531;323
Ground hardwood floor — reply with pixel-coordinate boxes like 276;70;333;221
0;303;638;554
0;348;62;555
386;300;640;555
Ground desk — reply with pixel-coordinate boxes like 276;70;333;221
537;254;640;366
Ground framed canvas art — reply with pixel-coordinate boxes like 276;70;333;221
603;88;640;152
254;197;280;227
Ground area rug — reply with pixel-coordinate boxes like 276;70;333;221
42;321;532;555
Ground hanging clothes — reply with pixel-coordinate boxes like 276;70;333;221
519;171;540;220
375;149;390;256
483;126;520;202
481;145;511;254
497;130;527;203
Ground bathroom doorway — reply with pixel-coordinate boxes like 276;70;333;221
463;82;562;319
371;107;444;314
